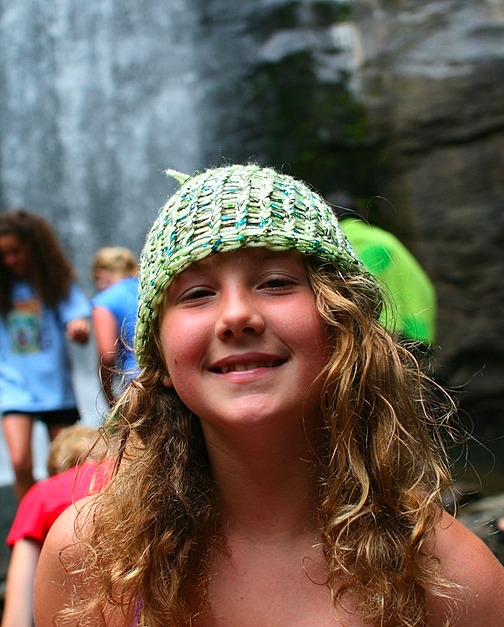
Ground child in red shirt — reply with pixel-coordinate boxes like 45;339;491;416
2;426;107;627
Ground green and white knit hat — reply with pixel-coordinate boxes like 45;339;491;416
135;163;369;363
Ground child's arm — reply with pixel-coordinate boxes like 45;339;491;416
427;511;504;625
91;306;119;406
2;538;41;627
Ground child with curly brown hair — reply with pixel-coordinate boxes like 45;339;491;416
0;210;91;501
34;165;504;626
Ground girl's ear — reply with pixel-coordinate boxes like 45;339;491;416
162;374;173;388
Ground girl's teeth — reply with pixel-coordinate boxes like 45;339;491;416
220;361;275;374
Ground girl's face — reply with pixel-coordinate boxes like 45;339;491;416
93;268;120;291
0;233;30;277
159;248;329;440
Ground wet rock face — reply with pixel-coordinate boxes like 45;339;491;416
351;0;504;423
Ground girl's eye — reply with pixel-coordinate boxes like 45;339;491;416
180;287;215;302
260;277;296;290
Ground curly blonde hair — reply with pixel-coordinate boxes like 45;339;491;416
46;425;107;476
91;247;138;279
56;255;461;626
308;261;458;625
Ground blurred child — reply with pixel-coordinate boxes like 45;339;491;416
0;210;91;500
1;425;107;627
91;247;139;406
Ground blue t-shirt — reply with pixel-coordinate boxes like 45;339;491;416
0;281;91;413
91;276;139;376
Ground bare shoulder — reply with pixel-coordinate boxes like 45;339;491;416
39;495;93;558
426;511;504;625
34;497;136;627
34;497;94;626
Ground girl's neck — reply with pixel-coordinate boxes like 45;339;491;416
205;429;320;541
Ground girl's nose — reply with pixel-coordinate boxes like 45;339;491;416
215;289;265;339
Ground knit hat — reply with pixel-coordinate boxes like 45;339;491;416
135;164;371;363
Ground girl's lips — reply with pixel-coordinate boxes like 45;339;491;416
210;359;285;374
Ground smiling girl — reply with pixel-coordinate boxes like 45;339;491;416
34;165;504;626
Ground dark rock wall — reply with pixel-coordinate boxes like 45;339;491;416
353;0;504;426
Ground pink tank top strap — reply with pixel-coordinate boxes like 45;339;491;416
132;595;143;626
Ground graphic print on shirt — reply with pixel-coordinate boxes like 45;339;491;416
6;297;43;354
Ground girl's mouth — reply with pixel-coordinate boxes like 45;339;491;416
211;359;285;374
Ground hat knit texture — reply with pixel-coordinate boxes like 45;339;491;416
135;163;368;363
